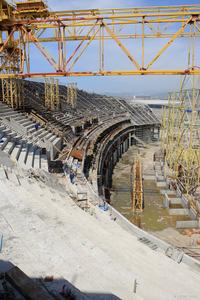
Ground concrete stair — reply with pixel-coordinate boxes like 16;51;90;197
2;140;16;155
17;145;28;168
33;149;41;169
26;145;36;169
0;136;10;150
0;128;49;170
10;143;23;162
0;101;62;156
40;153;48;171
0;101;63;169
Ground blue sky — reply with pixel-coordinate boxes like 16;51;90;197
47;0;200;10
34;1;200;96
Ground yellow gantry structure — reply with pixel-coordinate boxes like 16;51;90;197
0;1;200;78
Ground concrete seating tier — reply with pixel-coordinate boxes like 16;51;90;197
0;101;63;169
120;100;160;125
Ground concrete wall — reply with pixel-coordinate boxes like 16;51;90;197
107;203;200;271
98;125;157;198
176;220;199;229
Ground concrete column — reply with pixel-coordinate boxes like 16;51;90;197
114;150;117;164
126;138;128;151
129;133;132;146
117;144;120;159
119;143;121;156
122;141;125;154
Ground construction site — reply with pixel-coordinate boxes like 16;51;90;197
0;0;200;299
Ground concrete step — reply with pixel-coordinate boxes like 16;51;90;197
17;117;31;125
6;170;19;185
0;125;6;131
11;134;22;143
170;198;182;205
40;153;48;171
17;145;28;167
169;208;189;216
35;130;51;141
1;128;12;135
0;111;18;117
33;149;41;169
0;167;7;180
28;127;38;134
49;134;58;143
25;123;35;131
14;115;27;122
52;137;61;147
3;140;16;155
20;120;34;128
0;102;9;108
43;132;54;141
26;146;36;169
7;130;18;139
0;136;9;150
8;113;21;119
176;220;199;229
31;128;44;138
11;144;23;162
0;107;13;114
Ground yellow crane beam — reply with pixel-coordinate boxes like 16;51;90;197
0;1;200;78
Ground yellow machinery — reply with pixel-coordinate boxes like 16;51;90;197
0;1;200;78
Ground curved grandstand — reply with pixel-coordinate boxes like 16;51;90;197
0;80;160;192
1;81;200;300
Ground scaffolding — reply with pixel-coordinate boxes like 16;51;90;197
67;83;77;109
44;77;60;111
1;78;24;109
161;77;200;196
131;159;144;212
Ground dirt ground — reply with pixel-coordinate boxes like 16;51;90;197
111;142;200;260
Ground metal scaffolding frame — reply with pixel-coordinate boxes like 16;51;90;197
131;159;144;212
44;77;60;111
1;78;24;109
161;77;200;196
67;82;77;109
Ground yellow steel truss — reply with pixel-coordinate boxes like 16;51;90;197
0;2;200;78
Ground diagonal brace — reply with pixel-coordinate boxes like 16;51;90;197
146;18;192;70
103;21;141;70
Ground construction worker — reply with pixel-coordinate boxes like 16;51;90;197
35;123;40;131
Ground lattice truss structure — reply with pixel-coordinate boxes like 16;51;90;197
67;82;77;109
1;77;24;109
131;159;144;212
44;77;60;111
0;1;200;78
161;78;200;196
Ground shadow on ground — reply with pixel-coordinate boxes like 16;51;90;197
0;260;121;300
